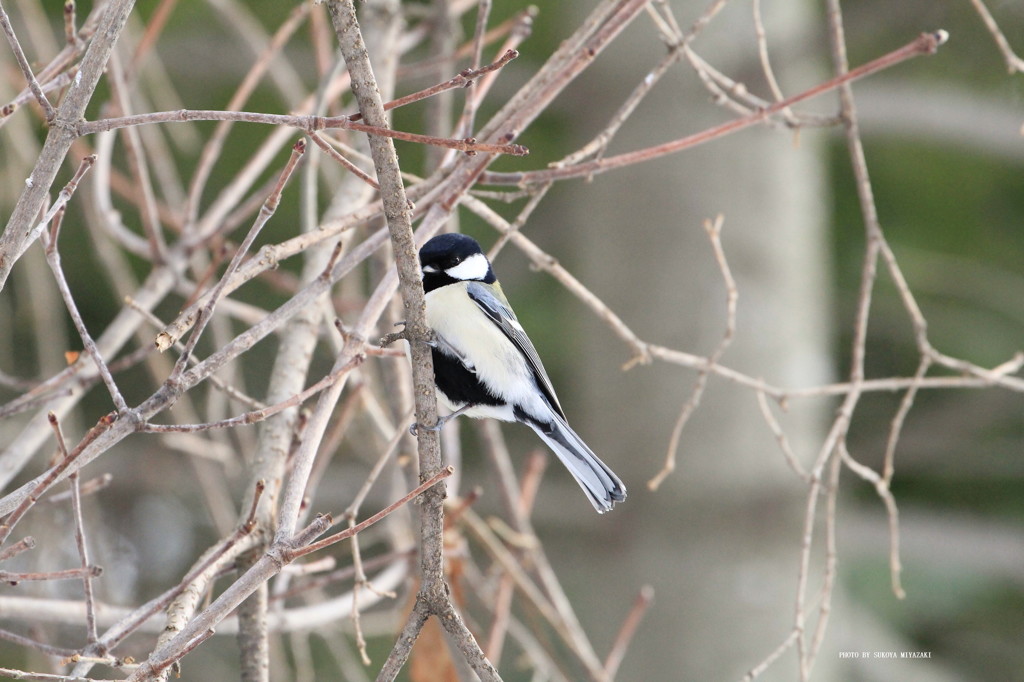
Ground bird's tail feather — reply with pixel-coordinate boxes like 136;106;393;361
527;416;626;513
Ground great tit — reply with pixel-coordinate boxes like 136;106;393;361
417;233;626;513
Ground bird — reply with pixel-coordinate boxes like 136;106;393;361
415;232;626;513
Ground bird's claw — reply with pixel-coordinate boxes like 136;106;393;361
409;418;446;437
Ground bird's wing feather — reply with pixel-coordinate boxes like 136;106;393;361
466;282;565;419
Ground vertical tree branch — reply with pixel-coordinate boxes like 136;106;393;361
325;2;500;680
325;0;440;568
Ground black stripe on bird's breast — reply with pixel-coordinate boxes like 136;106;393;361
432;347;504;408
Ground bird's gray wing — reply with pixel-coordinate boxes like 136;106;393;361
466;281;565;419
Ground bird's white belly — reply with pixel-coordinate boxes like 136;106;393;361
425;283;539;421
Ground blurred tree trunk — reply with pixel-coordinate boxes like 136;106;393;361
539;3;835;679
523;3;967;680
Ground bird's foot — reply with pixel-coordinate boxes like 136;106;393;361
409;403;475;437
409;415;448;437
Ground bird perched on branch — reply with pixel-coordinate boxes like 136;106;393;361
415;233;626;513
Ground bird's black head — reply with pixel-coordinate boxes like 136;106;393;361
419;233;496;292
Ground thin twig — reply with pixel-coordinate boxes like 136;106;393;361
839;443;905;599
74;109;528;156
602;585;654;679
63;0;79;46
184;2;311;228
308;131;380;189
755;389;809;481
751;0;797;124
1;68;77;120
349;48;518;123
968;0;1024;74
123;470;439;681
154;173;446;351
70;492;267;674
168;138;306;380
0;627;78;659
806;454;842;669
558;0;724;169
397;6;536;81
794;464;826;682
348;526;372;666
140;355;364;433
740;630;799;681
649;215;737;490
481;30;949;186
447;0;492;151
0;1;56;119
289;467;453;560
882;355;931;483
41;158;128;414
0;536;36;563
0;565;102;582
0;412;117;546
461;508;606;680
105;52;168;263
123;296;266;410
0;667;105;682
49;413;99;643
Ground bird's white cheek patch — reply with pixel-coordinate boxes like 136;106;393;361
445;252;490;281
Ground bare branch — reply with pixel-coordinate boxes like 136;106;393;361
123;473;443;681
48;413;100;643
0;0;138;289
349;48;519;123
969;0;1024;74
74;109;528;156
649;215;737;490
603;585;654;679
0;1;55;119
481;30;949;186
